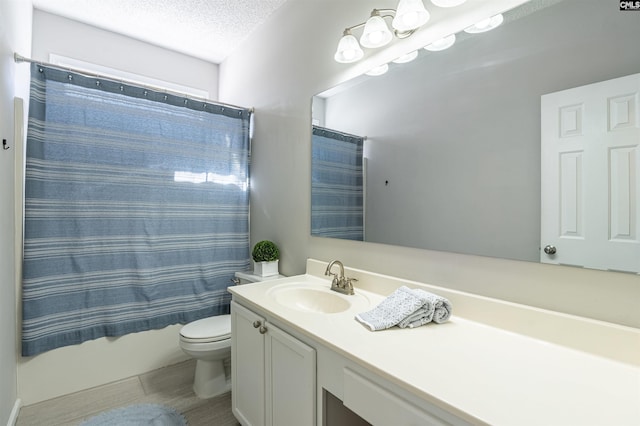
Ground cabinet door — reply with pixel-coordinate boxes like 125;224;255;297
231;301;266;426
265;323;316;426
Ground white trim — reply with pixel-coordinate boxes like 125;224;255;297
7;399;22;426
48;54;210;99
14;97;24;330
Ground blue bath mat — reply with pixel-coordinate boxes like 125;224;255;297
80;403;188;426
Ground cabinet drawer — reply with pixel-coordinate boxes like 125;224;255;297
343;368;452;426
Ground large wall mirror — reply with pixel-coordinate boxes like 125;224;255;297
312;0;640;273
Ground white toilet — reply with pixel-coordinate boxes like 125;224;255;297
179;271;283;398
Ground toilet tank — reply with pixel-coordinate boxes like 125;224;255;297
234;271;285;285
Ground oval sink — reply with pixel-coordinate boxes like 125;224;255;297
267;281;372;314
272;287;351;313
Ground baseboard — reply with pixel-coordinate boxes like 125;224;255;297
7;399;21;426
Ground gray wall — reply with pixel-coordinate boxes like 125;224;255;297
220;0;640;329
322;0;640;262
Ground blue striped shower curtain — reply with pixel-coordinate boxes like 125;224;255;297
22;63;251;356
311;126;364;240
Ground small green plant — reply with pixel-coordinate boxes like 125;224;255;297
252;240;280;262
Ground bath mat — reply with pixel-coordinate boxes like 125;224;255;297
80;403;188;426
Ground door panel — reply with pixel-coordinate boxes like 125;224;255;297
541;73;640;273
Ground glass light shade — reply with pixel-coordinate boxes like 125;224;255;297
334;33;364;63
424;34;456;51
365;63;389;76
430;0;467;7
392;0;430;32
392;50;419;64
464;14;504;33
360;15;393;48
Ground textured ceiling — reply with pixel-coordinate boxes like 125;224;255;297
31;0;289;63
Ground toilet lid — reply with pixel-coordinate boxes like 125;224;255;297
180;314;231;342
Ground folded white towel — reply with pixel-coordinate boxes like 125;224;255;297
354;286;428;331
431;295;452;324
400;289;452;328
355;286;452;331
397;306;433;328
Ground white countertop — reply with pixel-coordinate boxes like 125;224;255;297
229;273;640;426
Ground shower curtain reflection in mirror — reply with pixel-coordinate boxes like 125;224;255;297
311;126;365;241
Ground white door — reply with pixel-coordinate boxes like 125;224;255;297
541;73;640;273
265;323;316;426
231;301;266;426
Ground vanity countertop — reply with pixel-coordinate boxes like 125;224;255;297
228;271;640;426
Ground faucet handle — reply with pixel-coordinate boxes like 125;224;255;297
344;277;357;295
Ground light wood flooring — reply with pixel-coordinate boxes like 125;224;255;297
16;359;239;426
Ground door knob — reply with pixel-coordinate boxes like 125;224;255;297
259;326;268;334
252;320;261;328
543;245;557;255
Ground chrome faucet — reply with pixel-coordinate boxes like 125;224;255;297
324;260;357;295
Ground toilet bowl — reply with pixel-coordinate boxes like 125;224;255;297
179;271;284;399
179;315;231;398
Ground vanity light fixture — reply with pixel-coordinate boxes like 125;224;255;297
365;63;390;76
424;34;456;51
464;14;504;33
392;50;419;63
392;0;431;32
361;11;394;48
334;30;365;63
334;0;430;63
430;0;467;7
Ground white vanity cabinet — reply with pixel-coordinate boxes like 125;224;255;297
231;301;316;426
229;266;640;426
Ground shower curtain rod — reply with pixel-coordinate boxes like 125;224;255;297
313;124;368;141
14;53;254;113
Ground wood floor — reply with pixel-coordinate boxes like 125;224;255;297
16;359;240;426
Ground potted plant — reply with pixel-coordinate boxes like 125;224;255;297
252;240;280;277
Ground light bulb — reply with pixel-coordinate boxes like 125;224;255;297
464;14;504;34
361;14;393;48
424;34;456;51
475;18;492;30
392;0;430;32
399;11;419;28
369;31;384;45
334;33;364;63
343;49;356;61
365;64;389;76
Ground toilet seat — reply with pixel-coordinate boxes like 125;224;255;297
180;314;231;343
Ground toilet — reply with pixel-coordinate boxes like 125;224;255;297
179;271;283;398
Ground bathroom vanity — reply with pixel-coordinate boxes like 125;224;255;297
228;259;640;426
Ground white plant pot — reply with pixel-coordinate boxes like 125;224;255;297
254;260;279;277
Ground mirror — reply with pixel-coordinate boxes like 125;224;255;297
312;0;640;271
